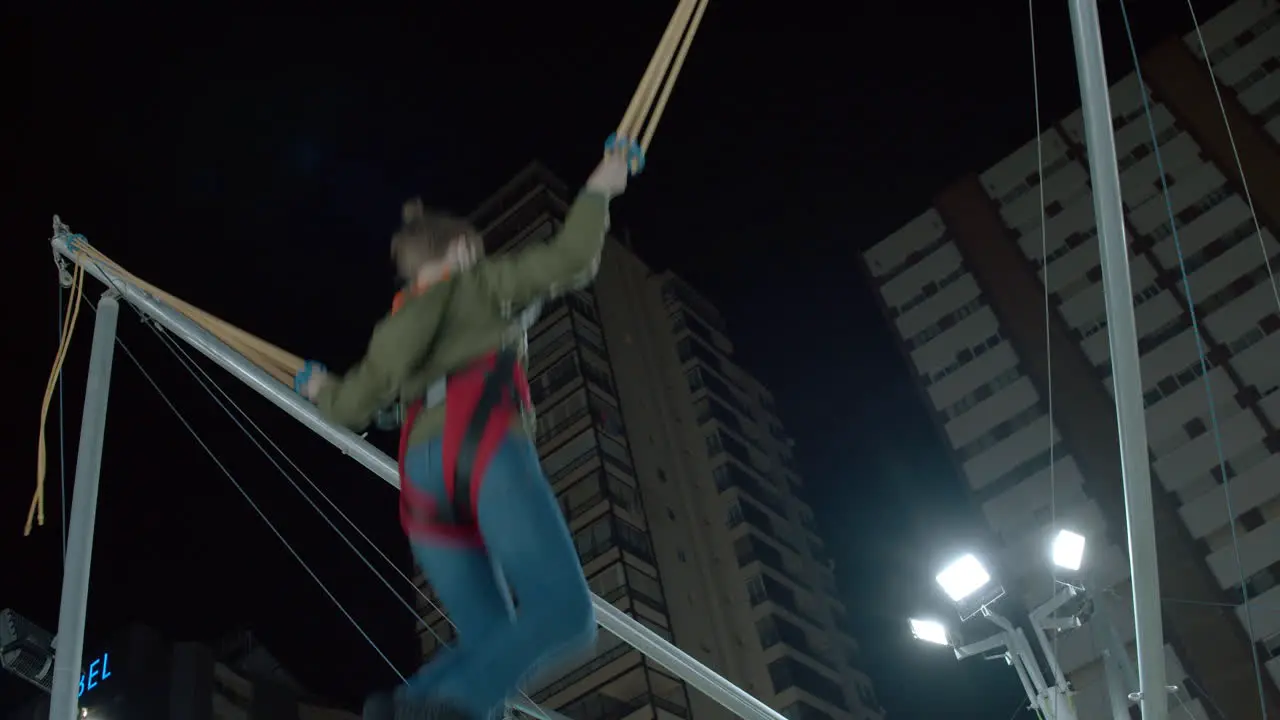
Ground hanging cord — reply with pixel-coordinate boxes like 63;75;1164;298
29;258;86;536
1117;3;1270;718
86;297;407;682
1027;3;1065;719
30;237;299;535
57;281;69;562
1182;0;1280;315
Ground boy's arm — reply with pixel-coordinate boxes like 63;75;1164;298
475;190;611;309
311;299;441;431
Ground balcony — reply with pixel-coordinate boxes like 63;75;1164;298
534;649;692;720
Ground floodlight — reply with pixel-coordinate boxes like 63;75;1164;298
909;618;950;646
1051;529;1086;571
935;554;991;602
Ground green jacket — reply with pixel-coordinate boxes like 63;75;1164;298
313;190;610;447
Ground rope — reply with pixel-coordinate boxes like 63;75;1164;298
57;282;69;562
101;290;555;718
1182;0;1280;316
1026;4;1062;719
28;260;85;536
27;243;306;537
610;0;709;169
91;299;406;683
1117;3;1270;718
149;325;552;719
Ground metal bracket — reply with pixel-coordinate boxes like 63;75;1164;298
1127;685;1179;702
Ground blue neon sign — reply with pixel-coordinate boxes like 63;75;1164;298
78;652;112;697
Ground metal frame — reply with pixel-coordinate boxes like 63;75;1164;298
47;224;786;720
48;292;119;720
45;6;1168;715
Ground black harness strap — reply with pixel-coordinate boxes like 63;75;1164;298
437;347;523;527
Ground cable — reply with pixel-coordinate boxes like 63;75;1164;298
1117;3;1270;719
1027;4;1065;719
1182;0;1280;316
87;299;407;683
148;319;552;720
29;260;85;536
96;271;551;719
57;282;69;563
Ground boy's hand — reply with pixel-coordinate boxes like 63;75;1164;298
294;360;331;401
300;370;331;401
586;150;630;199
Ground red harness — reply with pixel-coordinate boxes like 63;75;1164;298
397;350;532;545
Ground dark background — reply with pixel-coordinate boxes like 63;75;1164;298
3;2;1229;718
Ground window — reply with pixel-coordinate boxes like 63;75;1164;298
528;316;573;361
628;568;664;607
574;517;614;562
542;431;598;479
768;659;848;710
560;474;605;518
537;389;588;442
616;519;654;561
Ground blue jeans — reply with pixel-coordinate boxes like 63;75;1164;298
401;432;597;719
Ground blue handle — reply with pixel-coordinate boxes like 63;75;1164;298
604;133;646;175
294;360;329;394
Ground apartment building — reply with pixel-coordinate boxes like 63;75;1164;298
860;2;1280;719
409;165;884;720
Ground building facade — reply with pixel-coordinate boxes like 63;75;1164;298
5;624;358;720
860;2;1280;719
409;166;884;720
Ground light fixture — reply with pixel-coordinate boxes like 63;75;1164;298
935;554;991;602
909;618;950;646
1051;529;1086;571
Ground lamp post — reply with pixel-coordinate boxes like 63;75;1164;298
909;531;1092;720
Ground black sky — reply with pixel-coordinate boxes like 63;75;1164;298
4;3;1232;718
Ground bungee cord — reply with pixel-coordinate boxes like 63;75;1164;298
70;249;557;718
146;311;553;719
1117;1;1271;718
1183;0;1280;316
30;0;710;535
30;3;713;714
85;298;405;680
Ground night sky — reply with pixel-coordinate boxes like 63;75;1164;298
4;2;1231;718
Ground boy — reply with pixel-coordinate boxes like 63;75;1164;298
297;149;631;720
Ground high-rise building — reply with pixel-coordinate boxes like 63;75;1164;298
410;166;885;720
860;2;1280;719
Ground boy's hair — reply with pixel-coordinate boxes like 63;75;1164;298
391;198;484;279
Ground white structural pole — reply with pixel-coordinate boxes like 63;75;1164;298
47;291;120;720
1065;1;1168;718
49;227;787;720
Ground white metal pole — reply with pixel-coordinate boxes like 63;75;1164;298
1094;619;1134;720
1064;1;1168;718
1091;589;1139;720
50;230;787;720
48;291;119;720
